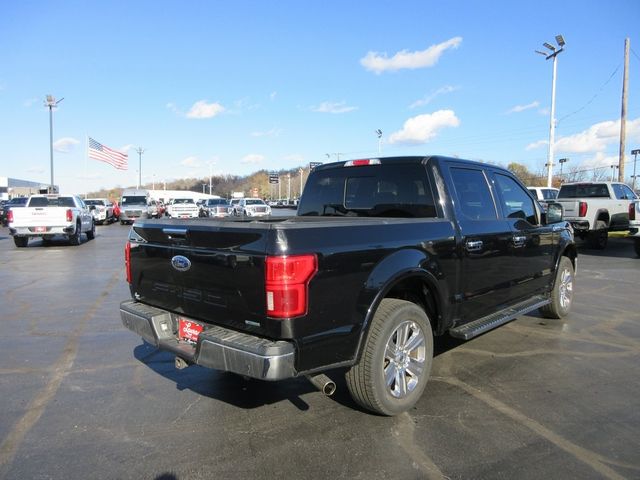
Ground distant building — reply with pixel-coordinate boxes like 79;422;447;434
0;177;56;200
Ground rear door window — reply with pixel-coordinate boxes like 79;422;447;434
449;167;497;220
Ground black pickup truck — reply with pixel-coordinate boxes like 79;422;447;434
120;156;576;415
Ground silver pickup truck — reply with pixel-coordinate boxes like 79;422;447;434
555;182;638;249
8;194;95;247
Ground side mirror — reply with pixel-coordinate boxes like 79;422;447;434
545;202;563;224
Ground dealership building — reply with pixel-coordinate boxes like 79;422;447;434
0;177;55;201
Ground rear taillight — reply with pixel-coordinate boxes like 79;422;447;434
630;202;636;221
265;254;317;318
7;210;13;223
66;209;73;222
578;201;588;217
125;242;132;284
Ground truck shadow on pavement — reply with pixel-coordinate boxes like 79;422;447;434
132;333;471;414
576;237;639;259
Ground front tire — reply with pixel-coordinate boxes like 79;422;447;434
539;256;574;319
346;298;433;416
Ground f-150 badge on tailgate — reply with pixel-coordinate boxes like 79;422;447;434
171;255;191;272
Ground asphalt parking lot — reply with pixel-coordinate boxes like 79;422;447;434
0;221;639;480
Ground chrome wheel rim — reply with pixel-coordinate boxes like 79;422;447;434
559;268;573;310
383;321;426;398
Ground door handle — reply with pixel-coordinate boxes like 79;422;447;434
465;240;483;252
512;235;527;247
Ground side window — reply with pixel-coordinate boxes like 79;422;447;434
612;184;626;200
621;185;638;199
450;168;497;220
494;174;537;224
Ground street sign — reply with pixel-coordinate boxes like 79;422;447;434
309;162;322;170
269;172;279;184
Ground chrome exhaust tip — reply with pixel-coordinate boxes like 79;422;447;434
306;373;336;396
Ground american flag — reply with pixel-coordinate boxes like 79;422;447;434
88;137;128;170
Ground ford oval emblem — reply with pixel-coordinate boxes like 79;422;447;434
171;255;191;272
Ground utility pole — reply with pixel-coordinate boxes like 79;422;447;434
287;173;291;201
375;129;383;155
135;147;145;189
299;168;304;198
618;38;630;182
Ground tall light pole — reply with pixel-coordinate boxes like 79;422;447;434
610;165;619;182
299;168;304;197
135;147;145;189
558;157;569;177
536;34;566;188
45;95;64;192
375;129;383;155
631;149;640;191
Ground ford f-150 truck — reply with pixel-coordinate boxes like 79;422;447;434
8;194;95;247
555;181;638;249
120;156;576;415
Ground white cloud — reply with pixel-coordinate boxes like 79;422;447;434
53;137;80;153
388;110;460;145
361;37;462;74
241;154;265;165
251;127;282;137
270;91;277;101
311;101;358;114
181;156;201;168
507;101;540;114
186;100;225;119
525;117;640;154
409;85;459;109
120;144;135;152
580;152;619;170
526;139;548;151
556;118;640;154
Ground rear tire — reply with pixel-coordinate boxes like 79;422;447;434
346;298;433;416
69;222;82;245
14;236;28;248
539;256;574;319
587;221;608;249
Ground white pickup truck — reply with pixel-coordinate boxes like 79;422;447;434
167;198;199;219
555;182;638;249
8;194;95;247
629;199;640;257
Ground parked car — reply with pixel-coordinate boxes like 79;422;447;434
555;181;638;249
112;201;121;221
167;198;199;219
629;199;640;256
229;198;242;216
1;197;29;226
527;187;559;211
8;194;95;247
204;198;230;218
84;198;114;225
120;155;576;415
234;198;271;217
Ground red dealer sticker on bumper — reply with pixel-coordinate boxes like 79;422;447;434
178;318;203;344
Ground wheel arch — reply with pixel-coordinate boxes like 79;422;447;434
352;248;448;365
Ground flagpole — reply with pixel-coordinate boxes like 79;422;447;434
84;134;88;198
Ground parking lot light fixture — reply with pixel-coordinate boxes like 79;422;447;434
45;94;64;192
537;35;566;188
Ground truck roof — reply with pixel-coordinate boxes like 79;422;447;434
314;155;510;174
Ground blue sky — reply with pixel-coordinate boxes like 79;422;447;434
1;0;639;194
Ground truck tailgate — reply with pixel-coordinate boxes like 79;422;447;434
13;207;71;226
555;199;579;217
128;220;271;333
